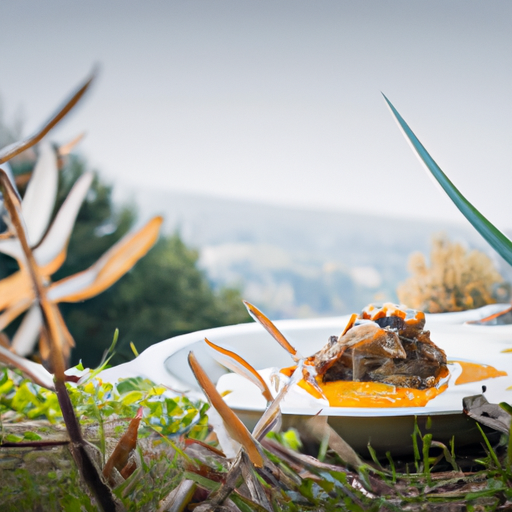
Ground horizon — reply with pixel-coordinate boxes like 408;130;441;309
1;1;511;229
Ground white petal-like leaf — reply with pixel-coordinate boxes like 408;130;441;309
34;172;93;269
22;142;58;247
11;304;43;357
0;237;23;262
49;216;162;303
0;344;54;390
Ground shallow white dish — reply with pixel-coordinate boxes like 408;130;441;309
101;304;512;455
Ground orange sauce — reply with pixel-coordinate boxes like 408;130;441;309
281;360;507;407
454;361;507;385
307;379;447;407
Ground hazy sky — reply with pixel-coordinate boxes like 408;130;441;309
0;1;511;226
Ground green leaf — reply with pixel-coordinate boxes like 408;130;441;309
5;434;23;442
383;94;512;266
23;431;42;441
499;402;512;416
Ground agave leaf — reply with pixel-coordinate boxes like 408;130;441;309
48;216;162;303
34;172;94;271
243;300;301;361
188;351;264;468
204;337;273;403
0;70;95;165
0;298;33;332
22;142;58;247
0;171;93;267
0;237;24;263
0;270;33;312
383;94;512;266
0;344;54;389
11;305;43;357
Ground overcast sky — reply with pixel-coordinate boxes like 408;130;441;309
0;1;511;226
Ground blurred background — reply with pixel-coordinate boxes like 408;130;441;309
0;1;511;365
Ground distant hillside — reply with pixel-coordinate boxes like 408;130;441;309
127;187;508;319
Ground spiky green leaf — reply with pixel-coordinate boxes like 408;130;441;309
383;93;512;266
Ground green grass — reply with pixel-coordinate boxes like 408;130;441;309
1;366;511;511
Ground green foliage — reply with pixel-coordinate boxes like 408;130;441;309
0;367;61;423
0;367;208;441
2;363;512;511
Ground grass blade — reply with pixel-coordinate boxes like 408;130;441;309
383;93;512;266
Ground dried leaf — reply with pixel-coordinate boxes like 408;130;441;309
188;351;264;468
0;298;33;332
243;301;301;361
0;269;33;312
252;362;305;441
157;479;197;512
204;337;273;403
103;407;143;486
238;451;272;510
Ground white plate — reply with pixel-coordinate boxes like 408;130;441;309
101;304;512;455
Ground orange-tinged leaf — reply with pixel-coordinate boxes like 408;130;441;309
49;216;162;303
204;337;273;403
0;70;95;165
103;407;143;485
0;270;34;312
188;351;264;467
58;133;85;156
243;300;300;361
0;298;33;332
